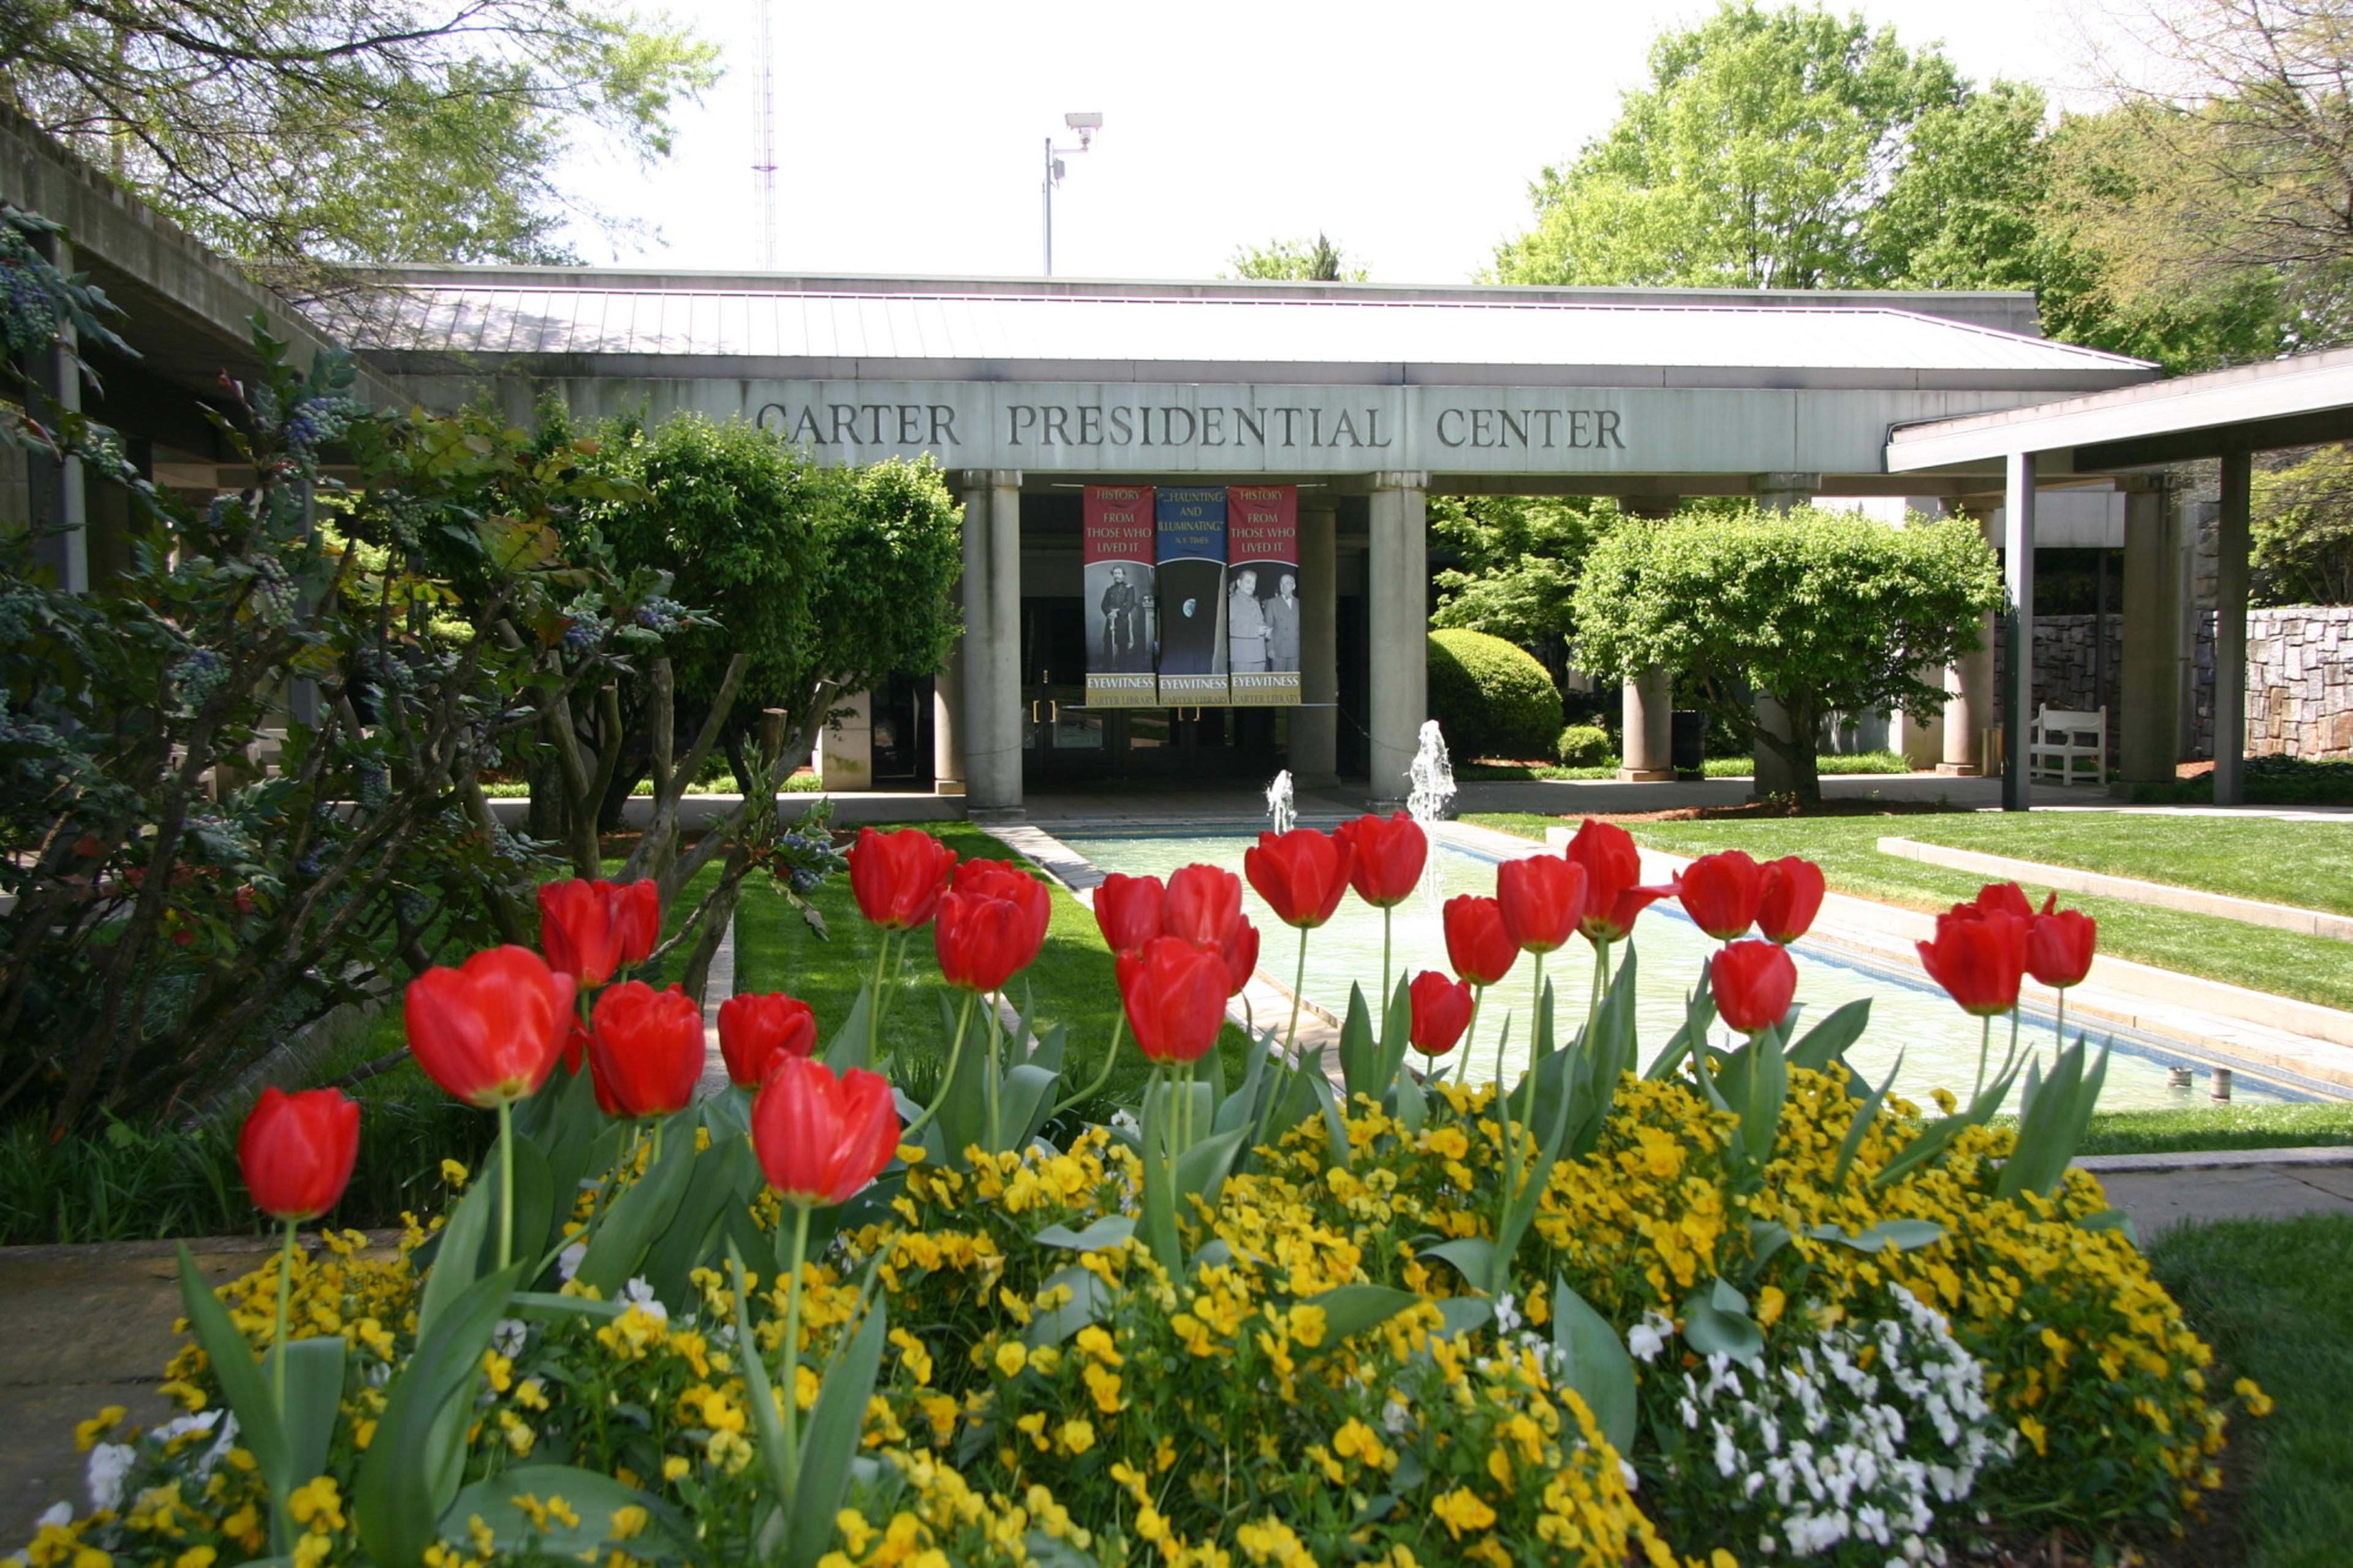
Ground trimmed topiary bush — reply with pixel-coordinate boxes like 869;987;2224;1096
1427;628;1564;760
1555;722;1616;768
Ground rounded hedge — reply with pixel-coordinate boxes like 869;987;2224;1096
1427;628;1563;760
1555;722;1616;768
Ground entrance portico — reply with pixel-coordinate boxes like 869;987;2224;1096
328;270;2159;816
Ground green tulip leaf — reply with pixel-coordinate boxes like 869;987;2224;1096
1025;1263;1112;1348
264;1335;347;1491
415;1170;496;1341
1807;1218;1946;1253
787;1299;889;1568
175;1245;290;1513
1550;1276;1638;1456
1305;1284;1422;1344
443;1464;691;1558
572;1122;695;1300
725;1243;798;1520
1682;1276;1764;1364
1788;998;1870;1072
1033;1216;1137;1252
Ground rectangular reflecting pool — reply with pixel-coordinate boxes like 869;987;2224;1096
1058;825;2322;1113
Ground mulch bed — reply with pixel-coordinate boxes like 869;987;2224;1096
1960;1428;2249;1566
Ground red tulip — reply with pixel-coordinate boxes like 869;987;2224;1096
1443;895;1520;987
588;980;705;1119
1678;851;1764;941
1972;882;2036;922
1757;858;1826;945
1408;971;1474;1056
751;1056;900;1208
2028;896;2097;990
1333;811;1427;908
1245;829;1354;930
1116;936;1230;1065
1711;940;1798;1035
1915;905;2029;1017
1219;917;1261;999
847;827;958;931
1563;819;1643;940
538;877;661;989
935;885;1047;993
954;859;1051;954
406;945;577;1108
1094;873;1166;956
718;991;819;1089
238;1086;360;1222
1495;855;1588;955
1164;864;1244;948
561;1016;592;1076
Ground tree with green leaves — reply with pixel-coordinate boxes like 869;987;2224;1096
2254;444;2353;605
0;0;716;262
1430;495;1619;691
1493;2;1965;289
1226;232;1368;282
1572;507;2003;801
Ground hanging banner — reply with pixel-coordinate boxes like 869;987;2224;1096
1082;486;1158;706
1154;486;1229;702
1226;485;1300;706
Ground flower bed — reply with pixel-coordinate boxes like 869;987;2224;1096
18;822;2262;1568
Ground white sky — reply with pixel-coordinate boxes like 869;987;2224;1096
556;0;2131;284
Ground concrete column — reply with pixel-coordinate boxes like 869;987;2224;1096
1618;667;1673;780
956;470;1023;817
26;230;86;594
1366;471;1429;808
2002;452;2037;812
815;687;874;790
2214;452;2253;806
1291;498;1340;787
932;645;966;791
1940;507;1998;776
2118;481;2183;786
1749;475;1817;793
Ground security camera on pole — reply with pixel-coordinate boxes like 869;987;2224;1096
1042;112;1102;276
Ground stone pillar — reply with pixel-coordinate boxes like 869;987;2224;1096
932;644;966;792
2214;452;2253;806
2002;452;2037;812
956;470;1024;817
1940;506;1998;776
815;687;874;791
1292;498;1340;787
26;230;86;594
1367;471;1429;808
2118;480;2183;787
1749;474;1818;793
1618;667;1673;781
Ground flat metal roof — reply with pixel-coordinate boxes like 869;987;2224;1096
308;268;2155;393
1889;343;2353;471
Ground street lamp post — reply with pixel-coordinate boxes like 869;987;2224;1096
1042;112;1102;276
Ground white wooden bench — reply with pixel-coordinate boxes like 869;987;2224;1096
2028;705;2106;786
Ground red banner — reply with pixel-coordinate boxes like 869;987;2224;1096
1226;485;1300;705
1082;487;1158;706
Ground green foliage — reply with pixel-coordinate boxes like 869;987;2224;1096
1430;496;1614;683
1555;724;1616;768
1225;232;1368;281
2253;444;2353;605
1492;1;1965;289
1426;629;1565;760
1;0;717;262
1571;507;2003;800
2128;754;2353;806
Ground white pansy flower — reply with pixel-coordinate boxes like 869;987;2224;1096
620;1277;669;1323
557;1241;587;1282
85;1442;134;1511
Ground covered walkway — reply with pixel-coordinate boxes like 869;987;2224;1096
1890;346;2353;808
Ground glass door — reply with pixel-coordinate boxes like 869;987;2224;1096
1021;599;1112;786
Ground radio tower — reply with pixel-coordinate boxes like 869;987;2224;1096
751;0;778;270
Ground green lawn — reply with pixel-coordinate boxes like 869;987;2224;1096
2149;1214;2353;1568
1457;751;1913;783
731;824;1248;1118
1464;813;2353;1013
2070;1102;2353;1157
1883;814;2353;917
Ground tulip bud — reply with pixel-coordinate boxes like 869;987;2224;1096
751;1056;900;1208
238;1086;360;1222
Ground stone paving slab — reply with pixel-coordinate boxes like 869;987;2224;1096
2094;1164;2353;1234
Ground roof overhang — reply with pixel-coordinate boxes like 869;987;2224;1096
1887;343;2353;474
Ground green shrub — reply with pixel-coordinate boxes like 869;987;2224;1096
1427;629;1564;760
1555;722;1616;767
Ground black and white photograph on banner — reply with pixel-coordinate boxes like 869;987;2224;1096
1154;485;1229;700
1081;485;1158;705
1226;484;1300;705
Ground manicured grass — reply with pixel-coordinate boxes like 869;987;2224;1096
2148;1214;2353;1568
1881;813;2353;917
1463;812;2353;1013
731;824;1248;1116
2071;1102;2353;1157
1457;751;1915;782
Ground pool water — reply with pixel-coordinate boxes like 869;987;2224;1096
1060;827;2313;1113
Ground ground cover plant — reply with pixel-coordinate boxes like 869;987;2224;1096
20;817;2263;1567
2126;756;2353;808
1464;812;2353;1014
1456;751;1912;783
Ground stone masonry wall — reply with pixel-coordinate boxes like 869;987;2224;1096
2245;607;2353;760
1993;613;2124;761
